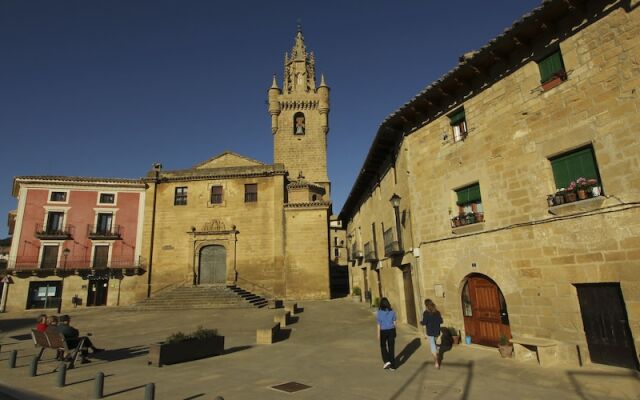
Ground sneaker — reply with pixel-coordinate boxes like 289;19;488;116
388;365;396;371
383;362;391;369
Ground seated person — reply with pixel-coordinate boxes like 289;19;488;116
44;316;64;360
57;315;103;362
35;314;48;332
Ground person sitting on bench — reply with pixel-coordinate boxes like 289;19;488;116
57;315;103;362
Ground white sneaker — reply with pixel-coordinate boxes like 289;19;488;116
383;362;391;369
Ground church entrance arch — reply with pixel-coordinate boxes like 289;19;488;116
199;245;226;284
461;274;511;347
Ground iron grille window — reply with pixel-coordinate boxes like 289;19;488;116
244;184;258;203
99;193;115;204
210;186;223;204
50;192;67;202
174;187;188;206
96;213;113;234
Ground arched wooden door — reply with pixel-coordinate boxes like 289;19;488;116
462;274;511;347
199;245;226;284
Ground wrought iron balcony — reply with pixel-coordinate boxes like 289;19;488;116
87;225;122;240
384;241;402;257
35;224;73;240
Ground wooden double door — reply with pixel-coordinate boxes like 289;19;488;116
576;283;639;370
462;275;511;347
199;245;226;284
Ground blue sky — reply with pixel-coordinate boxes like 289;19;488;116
0;0;542;237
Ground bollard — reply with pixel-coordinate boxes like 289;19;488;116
29;355;39;377
93;372;104;399
8;350;17;368
144;383;155;400
56;362;67;387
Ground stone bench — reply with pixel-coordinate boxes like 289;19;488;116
274;311;291;327
510;337;559;366
256;322;280;345
284;303;298;315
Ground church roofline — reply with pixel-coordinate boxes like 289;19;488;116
144;163;287;183
191;151;266;169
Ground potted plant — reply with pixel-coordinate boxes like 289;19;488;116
447;327;461;345
466;212;476;225
148;326;224;367
587;178;601;197
576;177;590;200
352;286;362;302
564;181;578;203
474;212;484;223
498;334;513;358
553;189;565;206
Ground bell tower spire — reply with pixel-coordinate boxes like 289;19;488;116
268;26;331;198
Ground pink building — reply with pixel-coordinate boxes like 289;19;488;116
3;176;146;311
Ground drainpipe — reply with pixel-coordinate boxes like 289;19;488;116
147;163;161;298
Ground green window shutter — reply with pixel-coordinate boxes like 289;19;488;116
456;183;481;205
551;147;598;189
538;51;565;83
449;109;466;126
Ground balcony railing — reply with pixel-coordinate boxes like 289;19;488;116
6;257;144;277
35;224;73;240
451;212;484;228
384;241;402;257
88;225;122;240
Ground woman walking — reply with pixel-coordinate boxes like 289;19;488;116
421;299;443;369
376;297;397;370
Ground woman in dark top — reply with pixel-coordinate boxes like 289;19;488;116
421;299;443;369
376;297;397;370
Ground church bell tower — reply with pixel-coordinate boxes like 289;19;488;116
268;26;331;197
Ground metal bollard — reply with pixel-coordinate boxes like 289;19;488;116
56;362;67;387
144;383;155;400
94;372;104;399
8;350;17;368
29;355;39;377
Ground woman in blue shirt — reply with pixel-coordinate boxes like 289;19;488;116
421;298;443;369
376;297;397;370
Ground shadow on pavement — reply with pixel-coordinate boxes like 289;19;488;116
103;383;147;398
277;329;292;342
91;345;148;362
387;360;474;400
66;373;114;387
0;318;37;334
224;345;252;355
183;394;205;400
396;338;421;367
566;369;640;400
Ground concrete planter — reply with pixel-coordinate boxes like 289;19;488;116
498;344;513;358
148;336;224;367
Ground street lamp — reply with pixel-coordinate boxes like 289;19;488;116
57;248;70;313
389;194;403;250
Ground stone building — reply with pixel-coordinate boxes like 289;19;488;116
139;28;332;301
2;176;146;312
340;0;640;370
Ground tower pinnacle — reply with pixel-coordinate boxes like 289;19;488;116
283;27;315;93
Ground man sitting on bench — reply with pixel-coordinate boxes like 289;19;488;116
57;315;103;363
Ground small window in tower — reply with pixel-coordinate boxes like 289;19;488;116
294;112;305;135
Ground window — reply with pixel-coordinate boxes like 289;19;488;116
174;187;188;206
96;213;113;234
41;245;59;269
244;184;258;203
26;281;61;309
449;108;467;142
549;145;603;204
538;50;566;84
99;193;115;204
334;248;340;258
50;191;67;202
453;183;484;226
293;112;305;135
45;212;64;233
210;186;223;204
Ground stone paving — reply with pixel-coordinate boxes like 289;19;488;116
0;298;638;400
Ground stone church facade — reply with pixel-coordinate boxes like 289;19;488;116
341;0;640;370
139;29;332;301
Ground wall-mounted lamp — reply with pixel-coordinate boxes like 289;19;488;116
442;132;448;141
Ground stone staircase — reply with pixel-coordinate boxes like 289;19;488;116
130;284;268;310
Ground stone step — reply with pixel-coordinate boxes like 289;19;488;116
132;284;269;310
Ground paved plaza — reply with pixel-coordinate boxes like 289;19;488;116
0;299;638;400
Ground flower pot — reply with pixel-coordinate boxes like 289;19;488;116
577;189;588;200
564;192;577;203
452;335;461;345
553;195;565;205
498;344;513;358
591;186;602;197
474;213;484;223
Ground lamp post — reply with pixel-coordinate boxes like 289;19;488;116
57;248;70;314
389;194;403;250
191;226;197;286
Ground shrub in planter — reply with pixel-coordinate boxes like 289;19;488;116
447;327;461;345
149;326;224;367
498;334;513;358
351;286;362;302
